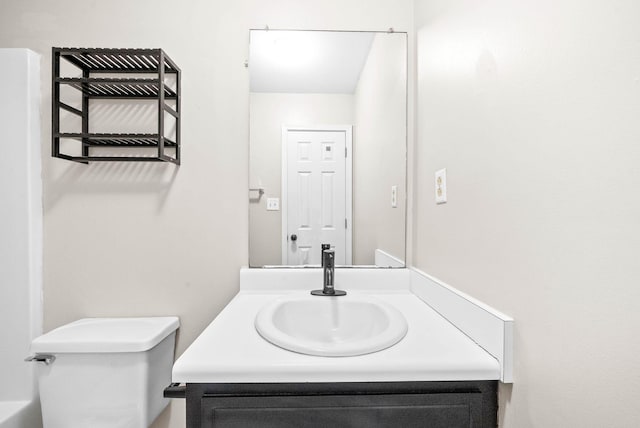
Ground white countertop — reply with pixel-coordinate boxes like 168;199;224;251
172;289;501;383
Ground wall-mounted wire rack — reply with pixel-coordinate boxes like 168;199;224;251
52;47;181;165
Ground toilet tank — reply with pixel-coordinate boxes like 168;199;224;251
29;317;179;428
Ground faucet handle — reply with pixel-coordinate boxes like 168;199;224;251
322;249;334;268
321;244;330;266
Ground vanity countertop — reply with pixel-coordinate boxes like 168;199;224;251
172;289;501;384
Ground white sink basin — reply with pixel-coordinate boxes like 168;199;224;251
254;293;408;357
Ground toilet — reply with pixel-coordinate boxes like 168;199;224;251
27;317;179;428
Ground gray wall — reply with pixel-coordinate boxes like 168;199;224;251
413;0;640;426
353;33;407;264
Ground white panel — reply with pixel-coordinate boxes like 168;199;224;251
0;49;42;419
297;172;311;227
321;141;335;161
410;269;514;383
297;141;311;161
321;172;335;228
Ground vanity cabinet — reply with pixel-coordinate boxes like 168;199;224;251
186;381;497;428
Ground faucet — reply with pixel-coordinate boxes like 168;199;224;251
311;249;347;296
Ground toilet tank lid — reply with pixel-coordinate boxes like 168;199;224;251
30;317;180;353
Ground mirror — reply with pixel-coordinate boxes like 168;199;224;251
249;30;407;268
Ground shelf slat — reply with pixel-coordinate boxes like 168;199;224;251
59;102;82;116
163;104;180;118
56;48;179;73
57;77;177;99
56;133;177;147
67;156;170;163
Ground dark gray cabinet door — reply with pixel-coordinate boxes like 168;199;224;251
201;393;483;428
187;381;497;428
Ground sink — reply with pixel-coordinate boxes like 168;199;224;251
254;293;408;357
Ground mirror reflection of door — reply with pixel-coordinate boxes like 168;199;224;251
248;30;407;267
283;126;352;265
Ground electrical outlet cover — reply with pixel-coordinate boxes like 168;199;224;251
435;169;447;204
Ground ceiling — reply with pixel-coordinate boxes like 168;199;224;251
249;30;375;94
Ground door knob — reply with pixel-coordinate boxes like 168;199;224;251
290;234;297;241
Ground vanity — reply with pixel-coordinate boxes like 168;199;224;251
170;29;512;427
170;268;511;427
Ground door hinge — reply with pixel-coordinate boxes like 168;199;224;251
345;218;347;229
345;147;347;158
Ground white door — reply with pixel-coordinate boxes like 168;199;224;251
282;126;352;265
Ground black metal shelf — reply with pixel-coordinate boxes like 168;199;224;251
52;47;181;165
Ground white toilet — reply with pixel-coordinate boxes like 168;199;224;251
27;317;179;428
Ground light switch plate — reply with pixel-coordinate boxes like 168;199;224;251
266;198;280;211
435;169;447;204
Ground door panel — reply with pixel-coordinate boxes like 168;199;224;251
285;129;348;265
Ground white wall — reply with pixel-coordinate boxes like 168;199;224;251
249;92;354;266
0;1;413;427
413;0;640;426
353;33;407;265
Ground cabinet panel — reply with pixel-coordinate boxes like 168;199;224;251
203;393;481;428
186;381;497;428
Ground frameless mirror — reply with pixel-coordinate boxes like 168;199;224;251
249;30;407;268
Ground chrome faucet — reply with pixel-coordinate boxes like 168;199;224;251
311;248;347;296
